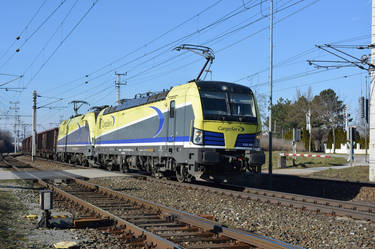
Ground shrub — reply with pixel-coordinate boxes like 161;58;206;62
261;136;306;152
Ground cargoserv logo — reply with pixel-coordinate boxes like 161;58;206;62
218;126;245;132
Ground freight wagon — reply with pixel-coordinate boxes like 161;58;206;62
22;128;58;159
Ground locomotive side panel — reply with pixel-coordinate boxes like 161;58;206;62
57;113;95;164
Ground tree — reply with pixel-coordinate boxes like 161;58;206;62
264;97;292;137
312;89;345;153
0;130;14;153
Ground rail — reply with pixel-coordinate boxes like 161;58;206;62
3;156;303;249
143;177;375;222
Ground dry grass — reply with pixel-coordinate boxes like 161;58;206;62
283;156;347;168
310;166;370;182
262;151;348;170
0;189;27;248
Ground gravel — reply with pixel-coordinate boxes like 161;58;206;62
89;176;375;249
15;156;80;170
0;180;129;249
3;155;375;248
353;187;375;202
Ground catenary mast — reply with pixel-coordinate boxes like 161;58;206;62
370;0;375;181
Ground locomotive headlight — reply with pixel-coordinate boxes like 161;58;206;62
254;133;261;148
193;128;203;145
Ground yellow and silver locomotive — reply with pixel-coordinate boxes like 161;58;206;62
55;80;265;182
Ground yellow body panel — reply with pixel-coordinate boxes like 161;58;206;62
199;121;259;149
96;100;168;137
58;112;96;143
96;83;190;138
58;115;84;140
189;81;261;149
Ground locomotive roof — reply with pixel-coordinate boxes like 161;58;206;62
103;90;169;115
196;81;252;94
102;81;252;115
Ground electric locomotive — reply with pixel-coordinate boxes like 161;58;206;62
55;80;265;182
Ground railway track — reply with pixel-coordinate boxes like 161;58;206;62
7;156;375;221
3;156;302;249
9;156;375;222
0;155;37;171
141;176;375;222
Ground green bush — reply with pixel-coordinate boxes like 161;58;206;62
326;127;346;149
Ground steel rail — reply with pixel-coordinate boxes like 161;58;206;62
3;156;302;249
7;156;375;221
2;157;183;249
143;177;375;222
73;178;303;249
37;180;183;249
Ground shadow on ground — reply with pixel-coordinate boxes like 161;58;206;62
224;173;375;201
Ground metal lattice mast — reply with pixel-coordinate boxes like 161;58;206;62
9;101;19;153
115;72;127;105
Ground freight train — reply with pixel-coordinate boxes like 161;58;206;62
22;80;265;182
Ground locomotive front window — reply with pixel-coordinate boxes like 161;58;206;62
229;93;256;117
200;91;229;116
199;88;257;122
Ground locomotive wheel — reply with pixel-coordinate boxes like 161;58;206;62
176;164;192;183
120;164;130;173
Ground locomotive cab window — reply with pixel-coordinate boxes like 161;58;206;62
198;85;257;123
200;91;228;116
229;93;256;117
170;100;175;118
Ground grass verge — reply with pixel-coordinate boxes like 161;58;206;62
262;151;347;170
310;166;369;182
0;189;28;249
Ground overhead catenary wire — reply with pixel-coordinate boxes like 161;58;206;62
94;0;303;86
120;0;317;86
38;0;264;105
0;0;67;71
30;0;355;125
0;74;23;87
39;0;227;95
0;73;22;77
22;0;80;76
37;77;114;121
235;34;369;83
0;0;48;63
53;0;318;106
22;0;99;91
273;72;363;92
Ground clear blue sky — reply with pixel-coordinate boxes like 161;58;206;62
0;0;371;136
